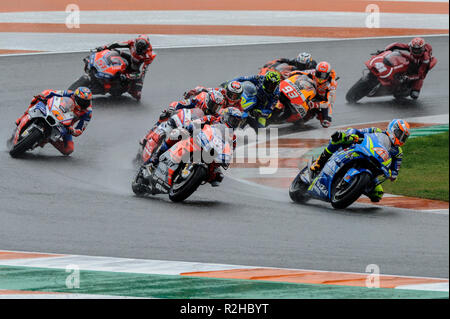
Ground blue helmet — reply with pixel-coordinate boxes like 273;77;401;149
222;107;243;129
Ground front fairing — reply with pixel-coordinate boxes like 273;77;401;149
306;134;391;201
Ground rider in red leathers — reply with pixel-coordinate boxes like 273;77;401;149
379;37;435;99
183;81;244;111
96;35;156;100
14;87;93;155
139;91;226;166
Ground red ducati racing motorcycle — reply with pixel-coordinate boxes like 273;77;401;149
346;50;437;103
68;49;135;98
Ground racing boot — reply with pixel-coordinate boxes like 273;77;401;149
368;184;384;202
310;149;332;172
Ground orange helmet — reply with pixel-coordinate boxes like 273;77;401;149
409;37;426;58
315;61;332;85
386;119;410;147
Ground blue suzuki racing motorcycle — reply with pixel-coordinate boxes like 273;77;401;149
289;133;392;209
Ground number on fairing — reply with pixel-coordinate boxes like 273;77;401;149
374;62;387;73
281;85;299;99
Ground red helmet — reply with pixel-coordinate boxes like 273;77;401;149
204;90;224;115
315;61;332;85
409;37;426;58
134;35;150;56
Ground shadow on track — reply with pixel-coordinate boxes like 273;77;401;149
92;95;141;109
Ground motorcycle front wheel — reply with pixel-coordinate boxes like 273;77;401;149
331;172;371;209
9;126;44;158
345;72;379;104
169;164;207;202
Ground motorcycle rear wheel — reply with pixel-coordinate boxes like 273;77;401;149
9;127;44;158
68;75;91;91
289;172;310;203
169;165;207;202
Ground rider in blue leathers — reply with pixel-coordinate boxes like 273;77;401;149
309;119;411;202
231;71;281;128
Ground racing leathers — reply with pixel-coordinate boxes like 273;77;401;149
231;75;280;128
310;127;403;202
291;69;337;128
183;86;243;111
96;37;156;100
142;107;219;165
382;42;434;98
262;57;318;75
15;90;92;155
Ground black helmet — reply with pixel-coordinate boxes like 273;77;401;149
134;35;150;56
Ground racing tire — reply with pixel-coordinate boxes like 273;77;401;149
169;165;207;202
289;172;310;203
345;73;379;104
68;75;91;91
331;172;371;209
9;127;44;158
131;168;149;196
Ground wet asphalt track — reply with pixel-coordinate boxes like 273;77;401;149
0;36;448;278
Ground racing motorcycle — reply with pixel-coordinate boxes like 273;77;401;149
258;61;295;80
8;97;74;158
134;108;208;166
68;49;135;98
267;73;317;126
346;50;437;103
132;123;233;202
289;133;392;209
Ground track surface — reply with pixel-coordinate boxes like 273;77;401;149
0;36;448;278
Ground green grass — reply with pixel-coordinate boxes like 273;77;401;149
382;131;449;201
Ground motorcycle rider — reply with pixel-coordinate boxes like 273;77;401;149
309;119;410;202
206;107;243;187
377;37;434;100
231;71;281;128
291;61;337;128
95;35;156;100
14;87;93;155
262;52;317;74
142;90;225;166
183;81;244;111
157;89;225;125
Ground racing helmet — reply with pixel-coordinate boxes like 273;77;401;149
386;119;410;147
263;71;281;94
205;90;225;115
409;37;426;58
73;87;92;110
225;81;243;104
315;61;332;85
295;52;313;69
134;35;150;56
222;107;243;129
